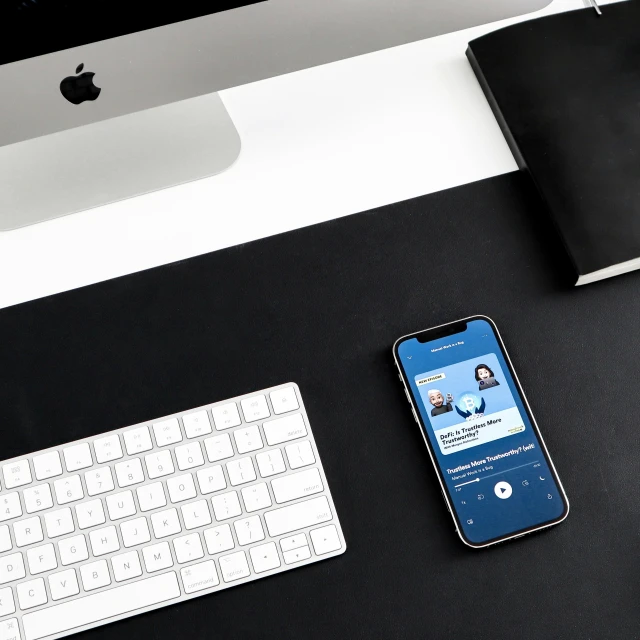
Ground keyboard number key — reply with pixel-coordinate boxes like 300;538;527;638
240;395;270;422
2;460;32;490
115;458;144;488
54;475;84;505
63;443;93;472
211;403;241;431
153;418;183;447
33;451;62;481
175;442;205;471
219;551;250;582
93;435;123;464
23;484;53;514
270;386;300;415
203;524;234;555
123;427;153;456
249;541;281;574
0;494;22;523
203;434;234;463
145;451;175;479
181;560;219;593
84;467;115;496
285;441;316;470
183;411;212;438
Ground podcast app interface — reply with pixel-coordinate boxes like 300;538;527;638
399;319;565;544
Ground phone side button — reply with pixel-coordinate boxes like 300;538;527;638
404;388;411;404
411;407;419;424
440;491;451;513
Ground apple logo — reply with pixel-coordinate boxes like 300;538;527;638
60;64;101;105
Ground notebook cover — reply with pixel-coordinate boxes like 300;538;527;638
467;1;640;282
1;172;639;638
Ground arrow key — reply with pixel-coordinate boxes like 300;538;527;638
283;545;311;565
310;524;342;556
249;541;280;574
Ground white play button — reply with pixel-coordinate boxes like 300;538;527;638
494;481;512;499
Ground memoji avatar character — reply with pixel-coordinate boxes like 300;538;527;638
475;363;500;391
427;389;453;417
455;392;486;420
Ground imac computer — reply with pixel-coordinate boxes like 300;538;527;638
0;0;550;229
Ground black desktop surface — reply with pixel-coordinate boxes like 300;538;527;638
0;171;637;639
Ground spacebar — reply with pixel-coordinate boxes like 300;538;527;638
22;572;181;640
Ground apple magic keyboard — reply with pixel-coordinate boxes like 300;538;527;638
0;383;345;640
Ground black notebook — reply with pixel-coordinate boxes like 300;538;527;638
467;1;640;285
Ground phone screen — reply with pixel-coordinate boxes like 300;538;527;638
395;317;568;547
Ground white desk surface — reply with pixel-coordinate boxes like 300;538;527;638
0;0;607;310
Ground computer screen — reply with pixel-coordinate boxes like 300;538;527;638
0;0;266;65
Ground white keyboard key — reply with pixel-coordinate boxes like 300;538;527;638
196;465;226;495
240;395;270;422
75;499;106;530
2;461;32;490
219;551;250;583
241;483;272;512
272;468;323;504
123;427;153;456
173;533;204;564
120;517;151;548
111;551;142;582
151;508;181;539
54;475;84;505
13;517;43;548
58;535;88;566
280;533;308;552
211;492;242;521
234;515;265;546
211;403;241;431
264;496;332;537
22;573;180;640
136;482;167;512
145;450;175;479
181;560;219;593
0;619;19;640
84;467;115;496
17;578;47;610
114;458;144;488
26;544;57;575
93;435;123;464
0;526;11;553
33;452;62;481
182;411;212;438
285;440;316;469
283;545;312;565
0;494;22;523
263;413;307;446
44;508;74;538
233;426;264;454
0;587;15;616
203;434;234;463
167;474;197;503
256;449;286;478
142;542;173;573
203;524;235;555
226;457;256;486
310;524;342;555
80;560;111;591
174;442;205;471
0;554;25;585
270;386;300;415
63;443;93;472
23;484;53;514
48;569;80;601
181;500;212;530
153;419;183;447
249;541;281;574
89;525;120;556
106;491;136;520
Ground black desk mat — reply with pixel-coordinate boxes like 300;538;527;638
1;171;638;639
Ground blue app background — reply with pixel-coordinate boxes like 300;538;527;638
398;318;566;545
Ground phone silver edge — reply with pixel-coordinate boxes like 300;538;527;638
392;314;570;549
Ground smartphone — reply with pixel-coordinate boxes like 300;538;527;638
393;315;569;548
